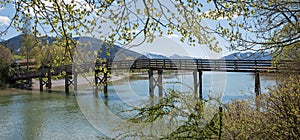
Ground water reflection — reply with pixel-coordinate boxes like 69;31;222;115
0;92;105;139
0;72;277;139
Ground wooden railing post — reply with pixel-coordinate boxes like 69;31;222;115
255;60;257;71
214;60;217;70
200;59;203;69
234;60;237;70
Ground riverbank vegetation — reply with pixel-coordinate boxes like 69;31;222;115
0;45;14;88
0;0;299;139
115;72;299;139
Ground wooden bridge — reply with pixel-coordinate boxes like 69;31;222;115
10;59;288;98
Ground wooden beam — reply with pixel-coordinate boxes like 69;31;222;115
255;72;261;96
158;69;163;97
103;72;108;97
198;70;203;100
193;70;198;98
39;65;44;92
148;69;154;98
65;72;70;95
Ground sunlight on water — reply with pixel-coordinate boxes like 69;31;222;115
0;72;277;139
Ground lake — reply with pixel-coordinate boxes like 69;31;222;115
0;72;278;139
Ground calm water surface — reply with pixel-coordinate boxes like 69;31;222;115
0;72;277;139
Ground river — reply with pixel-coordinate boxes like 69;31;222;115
0;72;278;139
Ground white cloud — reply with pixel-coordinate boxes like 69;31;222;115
166;34;179;39
0;16;11;26
25;0;92;16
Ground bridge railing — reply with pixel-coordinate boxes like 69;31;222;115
106;59;276;72
13;59;292;80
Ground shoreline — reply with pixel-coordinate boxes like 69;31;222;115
31;74;128;91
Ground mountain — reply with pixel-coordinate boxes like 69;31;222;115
1;35;145;60
223;51;272;60
145;53;169;59
169;54;197;59
0;34;57;54
143;53;198;59
1;35;23;53
74;36;146;60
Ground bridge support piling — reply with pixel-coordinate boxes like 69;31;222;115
39;65;52;92
158;69;163;97
255;72;261;96
148;69;164;97
94;67;108;97
148;69;154;98
73;73;78;92
255;72;261;110
193;70;198;98
65;72;70;95
39;66;44;92
47;66;52;89
94;72;99;94
64;73;77;95
103;72;108;97
198;70;203;100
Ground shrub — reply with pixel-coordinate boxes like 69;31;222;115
223;75;300;139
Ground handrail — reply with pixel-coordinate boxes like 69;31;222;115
10;59;296;80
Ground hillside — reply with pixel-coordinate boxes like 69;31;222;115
223;51;272;60
1;35;272;61
1;35;145;60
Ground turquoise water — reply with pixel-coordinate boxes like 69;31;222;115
0;72;277;139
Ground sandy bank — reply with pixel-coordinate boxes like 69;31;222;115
31;74;127;90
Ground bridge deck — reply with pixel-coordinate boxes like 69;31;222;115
107;59;277;72
10;59;285;80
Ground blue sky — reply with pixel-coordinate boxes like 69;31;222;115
0;1;235;58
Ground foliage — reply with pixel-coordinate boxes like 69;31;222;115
223;75;300;139
222;98;267;139
20;34;40;59
0;1;298;57
272;42;300;73
118;75;300;139
0;45;14;86
0;0;222;58
13;55;25;60
262;76;300;139
19;15;40;73
208;0;300;51
116;89;222;139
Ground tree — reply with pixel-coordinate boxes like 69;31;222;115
0;0;221;61
19;16;40;86
206;0;300;52
0;45;14;87
0;1;298;56
0;1;299;139
115;89;223;139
